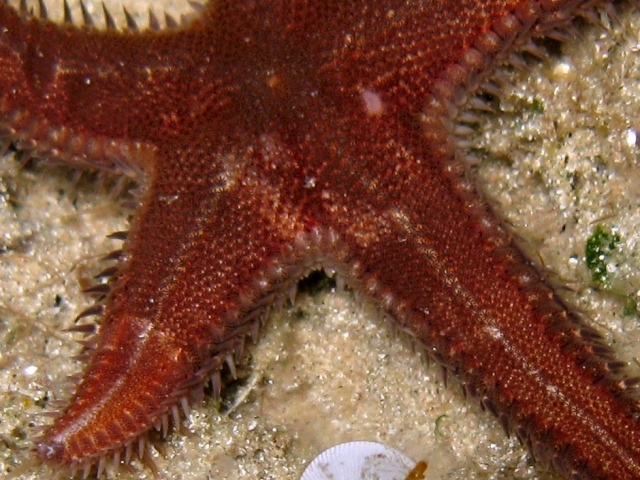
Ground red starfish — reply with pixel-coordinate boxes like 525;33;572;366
1;0;640;479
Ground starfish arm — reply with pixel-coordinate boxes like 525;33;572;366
0;4;218;175
33;141;318;469
321;126;640;479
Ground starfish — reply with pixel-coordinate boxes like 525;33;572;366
1;0;640;479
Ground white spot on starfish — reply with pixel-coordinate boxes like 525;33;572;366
361;89;385;116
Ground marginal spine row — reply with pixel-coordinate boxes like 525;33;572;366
421;0;620;158
6;0;203;31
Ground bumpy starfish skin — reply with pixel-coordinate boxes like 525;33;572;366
1;0;640;478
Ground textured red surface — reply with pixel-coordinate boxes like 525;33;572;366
1;1;639;478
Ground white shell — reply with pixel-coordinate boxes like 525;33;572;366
300;441;417;480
